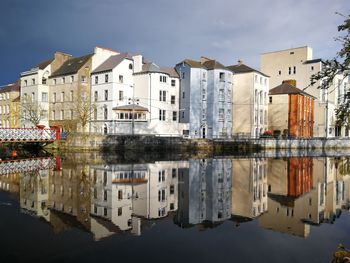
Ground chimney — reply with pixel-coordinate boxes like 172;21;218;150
133;54;143;73
237;59;243;65
282;79;297;87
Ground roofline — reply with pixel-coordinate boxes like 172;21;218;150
133;71;179;78
261;45;311;55
95;45;120;54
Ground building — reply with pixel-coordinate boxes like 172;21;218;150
49;46;118;132
90;53;134;134
175;57;233;139
0;80;20;128
90;53;184;136
227;61;269;138
261;46;349;137
20;52;72;128
268;80;315;138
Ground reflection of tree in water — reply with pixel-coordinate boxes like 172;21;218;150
335;158;350;176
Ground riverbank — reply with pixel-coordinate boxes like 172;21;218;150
43;133;350;153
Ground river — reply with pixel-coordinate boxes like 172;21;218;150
0;151;349;263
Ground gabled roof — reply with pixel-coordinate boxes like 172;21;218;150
36;59;54;70
136;63;179;78
92;53;133;74
227;63;269;77
50;54;93;78
177;58;232;72
303;58;322;64
0;80;20;93
269;82;315;98
112;104;148;111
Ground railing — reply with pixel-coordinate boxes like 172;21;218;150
0;128;56;142
0;157;57;175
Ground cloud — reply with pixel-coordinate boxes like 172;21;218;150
0;0;349;84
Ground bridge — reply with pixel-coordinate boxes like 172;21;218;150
0;157;58;175
0;128;58;143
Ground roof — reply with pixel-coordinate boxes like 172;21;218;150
35;59;54;70
269;82;315;98
304;58;322;64
0;80;20;93
136;63;179;78
92;53;133;74
112;104;148;111
50;54;93;78
177;58;232;72
261;45;310;55
227;63;269;77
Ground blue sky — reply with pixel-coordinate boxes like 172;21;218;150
0;0;349;85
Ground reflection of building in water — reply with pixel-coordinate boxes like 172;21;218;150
20;169;51;221
259;157;350;237
175;159;232;228
90;161;187;238
48;155;91;232
231;158;268;219
0;172;20;197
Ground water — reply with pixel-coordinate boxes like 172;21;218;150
0;152;350;263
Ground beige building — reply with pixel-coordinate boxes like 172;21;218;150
0;80;20;128
227;61;269;138
49;46;118;132
261;46;349;137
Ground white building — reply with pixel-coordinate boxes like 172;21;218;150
175;57;233;139
20;52;72;128
261;46;349;137
227;61;269;138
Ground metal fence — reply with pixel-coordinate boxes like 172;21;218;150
0;128;56;142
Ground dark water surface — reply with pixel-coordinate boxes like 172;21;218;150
0;152;350;263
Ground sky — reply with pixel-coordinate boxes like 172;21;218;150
0;0;349;85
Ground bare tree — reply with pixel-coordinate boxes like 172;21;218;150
21;96;44;127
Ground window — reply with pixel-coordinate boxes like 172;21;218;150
219;72;225;82
129;63;133;70
119;75;123;83
290;51;294;55
53;92;56;103
219;89;224;101
70;76;74;83
158;189;166;202
41;92;48;102
159;110;165;121
119;90;123;101
104;108;108;120
171;95;175;104
218;108;224;120
60;110;64;120
170;185;175;195
311;66;314;71
159;90;166;102
62;77;65;84
41;110;48;119
104;90;108;101
53;79;57;85
182;72;185;79
269;96;272;103
288;67;291;75
293;66;296;74
42;78;47;84
61;92;65;102
278;70;281;75
173;111;177;121
104;190;107;201
24;80;27;86
70;91;73;101
94;91;98;102
95;76;98;84
118;190;122;200
104;208;107;216
70;110;74;119
31;92;35;101
81;75;86;83
182;92;185;99
105;74;109;83
32;78;35;85
254;75;258;83
171;79;176;87
52;110;55;120
118;207;122;216
160;75;167;83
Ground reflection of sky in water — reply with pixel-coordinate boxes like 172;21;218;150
0;153;350;263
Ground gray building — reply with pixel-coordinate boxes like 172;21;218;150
175;57;233;139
